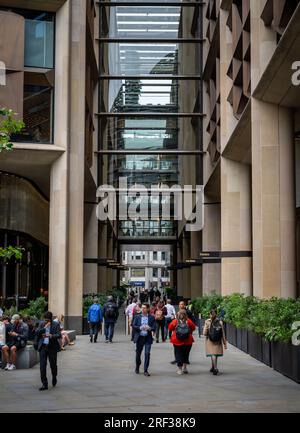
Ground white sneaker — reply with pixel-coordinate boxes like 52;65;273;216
176;369;183;375
8;364;16;371
4;363;11;371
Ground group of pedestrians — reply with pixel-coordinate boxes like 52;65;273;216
131;300;227;377
87;296;119;344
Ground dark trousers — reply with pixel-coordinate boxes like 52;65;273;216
155;319;165;342
89;322;100;341
136;336;152;372
165;317;173;339
39;346;57;387
174;345;192;367
104;322;115;341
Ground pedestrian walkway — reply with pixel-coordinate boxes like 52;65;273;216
1;331;300;413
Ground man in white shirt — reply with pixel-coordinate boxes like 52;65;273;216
125;298;137;333
165;299;176;340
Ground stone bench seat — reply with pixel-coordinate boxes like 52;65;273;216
16;344;39;369
1;330;76;369
65;330;76;342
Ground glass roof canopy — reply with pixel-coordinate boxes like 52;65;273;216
112;6;181;39
98;1;203;239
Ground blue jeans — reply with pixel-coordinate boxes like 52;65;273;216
104;322;115;342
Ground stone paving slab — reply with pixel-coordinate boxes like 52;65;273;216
0;332;300;413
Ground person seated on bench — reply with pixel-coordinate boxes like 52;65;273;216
1;314;28;371
53;314;75;350
0;315;10;368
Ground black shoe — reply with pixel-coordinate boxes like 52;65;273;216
90;336;93;343
156;340;159;343
39;385;48;391
210;367;214;373
135;368;139;374
170;360;177;365
144;372;150;377
52;377;57;387
213;369;219;376
94;339;97;343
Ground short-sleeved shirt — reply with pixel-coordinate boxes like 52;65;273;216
140;315;149;337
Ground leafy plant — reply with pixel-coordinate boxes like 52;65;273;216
0;107;25;152
26;296;48;319
192;293;300;343
192;292;223;319
0;246;24;260
107;285;127;303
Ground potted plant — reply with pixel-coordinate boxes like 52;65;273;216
0;107;24;152
265;298;300;379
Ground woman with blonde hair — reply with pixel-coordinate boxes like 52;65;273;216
54;314;75;350
168;310;196;375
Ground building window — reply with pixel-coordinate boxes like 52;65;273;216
131;268;145;277
161;252;166;261
24;11;55;69
153;251;158;261
153;268;158;278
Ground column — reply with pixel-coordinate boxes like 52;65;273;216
66;0;87;332
252;100;296;298
190;230;202;299
48;1;70;317
221;157;252;296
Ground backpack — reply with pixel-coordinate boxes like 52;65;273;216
155;309;164;321
208;320;223;342
105;304;116;319
175;321;190;340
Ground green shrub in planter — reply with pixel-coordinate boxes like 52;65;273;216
192;292;223;319
26;296;47;319
222;293;257;329
82;293;107;318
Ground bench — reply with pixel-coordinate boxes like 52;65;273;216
16;344;39;369
65;330;76;342
1;330;76;369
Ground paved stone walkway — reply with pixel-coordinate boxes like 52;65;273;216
1;329;300;413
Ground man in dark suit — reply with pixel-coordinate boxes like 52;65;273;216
132;303;156;377
35;311;61;391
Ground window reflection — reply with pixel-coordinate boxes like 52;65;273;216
25;14;54;69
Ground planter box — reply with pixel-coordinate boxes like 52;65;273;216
236;328;248;353
248;331;263;362
272;341;300;383
82;318;89;335
262;338;272;367
225;323;237;347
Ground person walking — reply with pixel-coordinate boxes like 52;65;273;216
149;287;155;303
103;296;119;343
168;310;196;375
165;299;176;340
132;303;156;376
154;301;167;343
87;298;103;343
35;311;61;391
170;300;195;365
203;309;227;375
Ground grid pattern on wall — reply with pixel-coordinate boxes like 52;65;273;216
261;0;300;43
203;0;220;163
226;0;251;119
